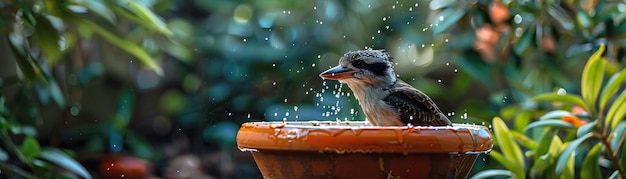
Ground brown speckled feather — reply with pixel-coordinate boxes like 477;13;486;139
382;79;452;126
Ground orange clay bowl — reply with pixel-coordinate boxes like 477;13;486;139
236;121;493;179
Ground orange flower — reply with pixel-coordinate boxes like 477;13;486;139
571;105;588;116
561;115;588;128
489;2;510;25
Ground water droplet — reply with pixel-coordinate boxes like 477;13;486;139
557;88;567;95
243;38;247;42
437;79;442;83
439;16;444;21
382;17;387;21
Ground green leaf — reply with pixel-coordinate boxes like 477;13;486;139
0;147;8;161
514;111;532;132
514;24;535;55
555;133;593;176
576;11;592;28
577;120;597;137
536;129;557;156
8;33;40;84
77;19;163;76
470;169;512;179
19;136;41;158
433;8;467;34
538;110;572;120
429;0;458;10
34;15;64;64
126;1;173;37
510;131;538;150
600;69;626;112
531;93;587;110
488;151;524;178
611;121;626;151
524;120;575;131
39;148;92;179
606;89;626;130
492;117;526;178
70;0;116;23
581;44;605;112
581;143;603;179
456;53;495;90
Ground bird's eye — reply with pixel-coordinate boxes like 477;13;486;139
353;60;366;68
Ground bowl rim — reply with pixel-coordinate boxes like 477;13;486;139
236;121;493;154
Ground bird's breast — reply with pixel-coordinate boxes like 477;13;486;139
349;85;404;126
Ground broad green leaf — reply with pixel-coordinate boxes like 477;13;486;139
532;93;587;110
0;147;8;161
433;8;467;34
39;148;92;179
600;69;626;112
581;44;605;112
8;33;40;84
581;143;603;179
77;19;163;76
561;143;575;179
538;110;572;120
555;133;593;176
19;136;41;158
514;25;535;55
576;11;593;28
429;0;458;10
510;131;538;150
456;53;495;90
514;111;532;132
524;120;575;131
611;121;626;151
548;135;563;158
47;80;66;108
70;0;116;22
546;5;574;30
488;151;524;178
576;120;597;137
34;15;64;64
536;129;557;156
606;89;626;130
530;153;551;178
126;1;173;37
470;169;512;179
493;117;526;178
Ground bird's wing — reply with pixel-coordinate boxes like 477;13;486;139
383;81;452;126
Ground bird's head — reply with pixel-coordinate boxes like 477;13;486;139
320;49;396;86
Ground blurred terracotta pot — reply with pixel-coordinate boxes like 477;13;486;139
237;121;493;179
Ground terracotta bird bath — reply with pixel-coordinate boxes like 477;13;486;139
236;121;493;178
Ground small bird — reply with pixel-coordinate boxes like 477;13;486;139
319;49;452;126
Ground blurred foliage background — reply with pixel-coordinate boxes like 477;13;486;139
0;0;624;178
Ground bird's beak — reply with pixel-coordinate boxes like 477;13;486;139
319;65;356;80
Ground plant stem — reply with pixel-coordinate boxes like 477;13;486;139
0;130;28;165
0;162;32;178
600;135;626;178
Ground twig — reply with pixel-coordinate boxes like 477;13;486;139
600;135;626;179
